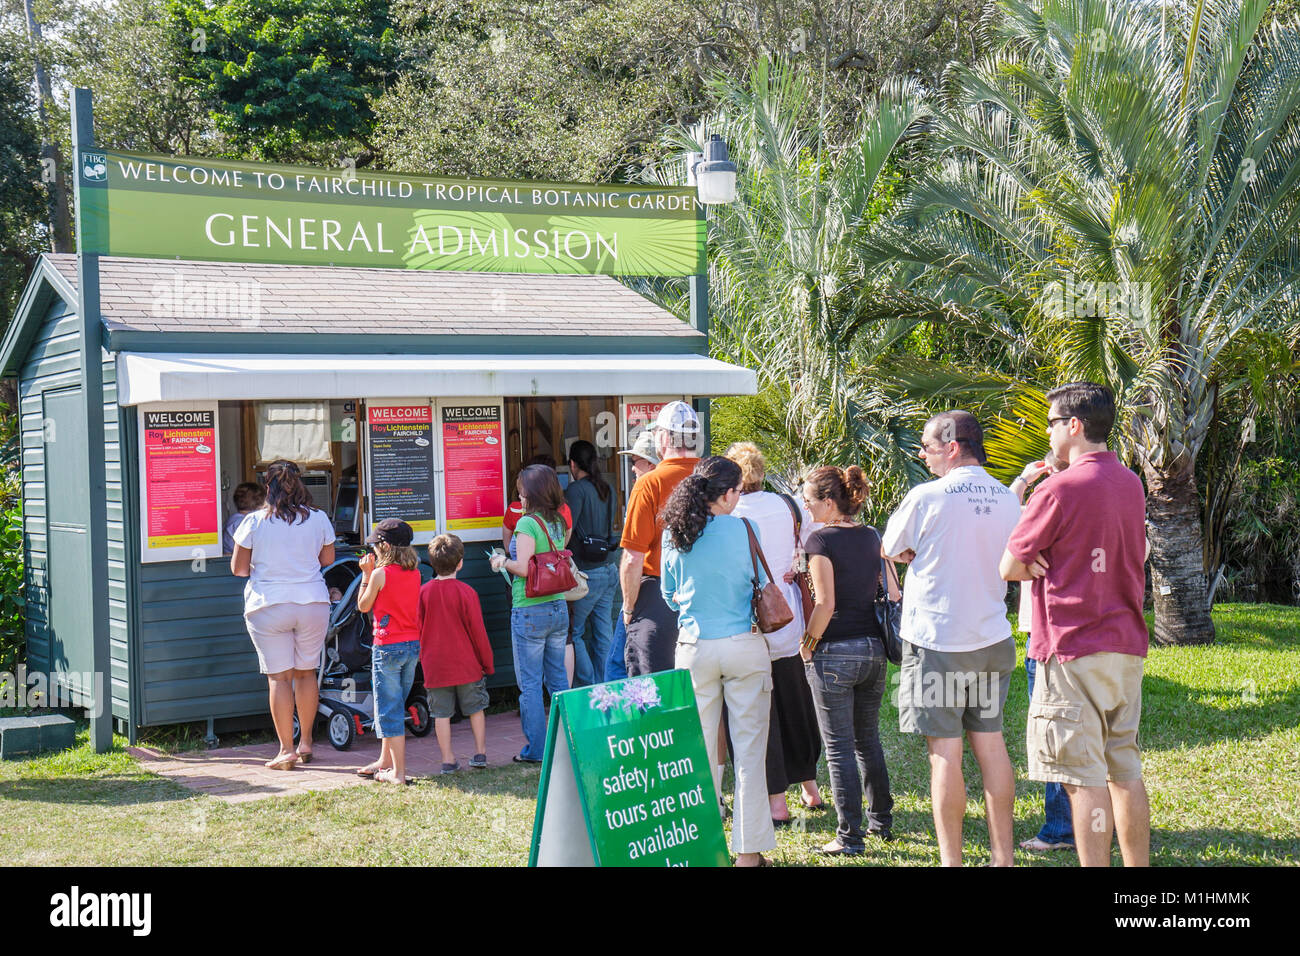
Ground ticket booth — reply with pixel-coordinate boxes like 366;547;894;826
0;121;756;745
0;254;755;740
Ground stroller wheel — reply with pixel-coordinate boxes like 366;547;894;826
327;710;355;751
407;696;433;737
292;711;301;745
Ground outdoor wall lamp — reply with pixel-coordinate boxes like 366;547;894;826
686;134;737;205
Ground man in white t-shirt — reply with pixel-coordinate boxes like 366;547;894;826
881;410;1021;866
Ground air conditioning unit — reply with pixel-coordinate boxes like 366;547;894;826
301;472;332;512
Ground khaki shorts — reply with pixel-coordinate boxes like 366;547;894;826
1027;652;1144;788
897;636;1015;737
245;602;330;674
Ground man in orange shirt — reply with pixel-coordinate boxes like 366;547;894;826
619;401;703;675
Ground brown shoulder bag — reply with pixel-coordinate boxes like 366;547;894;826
741;518;794;634
778;493;815;622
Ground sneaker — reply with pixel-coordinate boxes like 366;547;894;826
439;761;460;775
469;753;488;768
868;827;894;843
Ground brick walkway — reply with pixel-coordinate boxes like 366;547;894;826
127;710;528;803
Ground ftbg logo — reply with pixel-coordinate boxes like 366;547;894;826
81;152;107;182
50;886;151;936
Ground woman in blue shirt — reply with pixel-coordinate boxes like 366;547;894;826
661;456;774;867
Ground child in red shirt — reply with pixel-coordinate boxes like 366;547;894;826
357;518;422;785
418;534;495;773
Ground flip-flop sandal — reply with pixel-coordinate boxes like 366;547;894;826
356;763;384;778
296;750;313;765
1019;837;1073;852
772;818;792;829
373;768;410;785
799;794;827;811
265;753;299;771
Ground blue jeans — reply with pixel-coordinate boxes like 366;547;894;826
372;639;420;738
804;636;894;846
511;600;570;760
1026;654;1075;844
605;612;628;682
569;562;618;687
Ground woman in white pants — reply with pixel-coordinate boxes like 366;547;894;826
232;460;335;770
661;456;775;867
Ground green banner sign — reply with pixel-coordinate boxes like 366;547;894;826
74;149;705;276
529;669;729;867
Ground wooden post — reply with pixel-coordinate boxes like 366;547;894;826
71;87;112;753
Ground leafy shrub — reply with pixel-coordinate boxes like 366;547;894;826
0;498;23;671
1220;457;1300;605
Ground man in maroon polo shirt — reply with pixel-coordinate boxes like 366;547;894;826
999;382;1150;867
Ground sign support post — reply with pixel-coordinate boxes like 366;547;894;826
71;87;112;753
689;272;710;453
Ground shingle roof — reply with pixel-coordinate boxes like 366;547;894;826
42;254;700;339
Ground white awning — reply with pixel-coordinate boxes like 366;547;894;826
115;352;757;406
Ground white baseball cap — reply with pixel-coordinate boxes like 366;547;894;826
651;400;700;435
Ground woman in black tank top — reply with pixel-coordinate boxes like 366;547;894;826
799;465;896;855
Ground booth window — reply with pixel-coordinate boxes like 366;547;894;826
255;401;332;468
217;399;363;549
505;396;624;529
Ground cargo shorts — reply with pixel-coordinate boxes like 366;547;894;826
1026;652;1144;788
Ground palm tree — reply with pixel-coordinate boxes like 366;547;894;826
861;0;1300;644
651;57;941;507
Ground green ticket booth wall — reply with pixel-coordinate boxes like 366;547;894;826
0;254;756;741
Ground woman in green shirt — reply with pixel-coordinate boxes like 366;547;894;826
489;464;571;762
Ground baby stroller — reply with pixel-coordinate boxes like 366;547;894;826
292;556;433;751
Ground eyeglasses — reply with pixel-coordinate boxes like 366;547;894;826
1046;416;1074;429
919;438;970;454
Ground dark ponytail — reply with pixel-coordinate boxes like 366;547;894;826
263;459;316;524
661;456;742;552
568;439;610;502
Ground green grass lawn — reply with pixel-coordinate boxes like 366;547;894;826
1;603;1296;866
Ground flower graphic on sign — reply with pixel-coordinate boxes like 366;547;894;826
622;678;661;709
588;678;662;716
589;684;622;713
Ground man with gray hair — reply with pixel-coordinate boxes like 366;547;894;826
618;401;702;675
881;410;1022;866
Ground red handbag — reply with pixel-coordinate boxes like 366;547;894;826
523;515;578;599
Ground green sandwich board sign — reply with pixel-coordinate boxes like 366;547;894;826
74;149;705;277
528;669;729;867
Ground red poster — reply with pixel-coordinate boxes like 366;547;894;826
142;409;219;549
441;404;505;531
625;401;668;454
625;402;667;432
